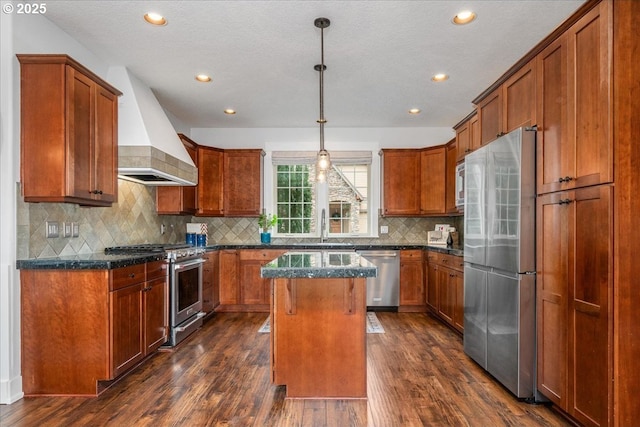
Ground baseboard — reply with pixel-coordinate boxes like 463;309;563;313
0;375;24;404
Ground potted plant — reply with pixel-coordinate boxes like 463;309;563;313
258;213;278;244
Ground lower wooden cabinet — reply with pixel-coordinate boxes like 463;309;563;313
202;251;220;313
399;250;425;311
536;184;612;427
425;250;464;333
20;260;168;396
217;249;285;312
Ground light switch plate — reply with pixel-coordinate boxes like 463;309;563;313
71;222;79;237
45;221;59;238
62;222;72;237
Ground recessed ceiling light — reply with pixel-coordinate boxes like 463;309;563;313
408;108;421;115
224;109;236;115
452;10;476;25
432;73;449;82
144;12;167;26
195;74;211;82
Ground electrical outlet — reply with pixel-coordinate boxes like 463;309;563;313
45;221;59;238
380;225;389;234
71;222;79;237
62;222;72;237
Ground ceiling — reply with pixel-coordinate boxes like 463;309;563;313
42;1;586;129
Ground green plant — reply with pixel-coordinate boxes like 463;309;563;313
258;213;278;233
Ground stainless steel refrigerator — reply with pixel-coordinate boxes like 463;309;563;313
463;126;539;400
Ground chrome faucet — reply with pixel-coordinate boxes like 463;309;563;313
320;208;326;243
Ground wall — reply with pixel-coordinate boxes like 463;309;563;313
19;180;190;259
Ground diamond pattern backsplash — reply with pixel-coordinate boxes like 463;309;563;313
18;180;190;259
18;180;463;259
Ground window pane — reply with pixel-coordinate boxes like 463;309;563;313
329;164;369;235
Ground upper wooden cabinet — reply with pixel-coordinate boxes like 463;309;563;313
18;54;121;207
223;150;265;217
381;149;421;216
476;59;537;146
196;146;224;216
381;147;447;217
444;140;459;214
455;117;471;162
420;146;446;215
156;134;198;215
536;1;612;195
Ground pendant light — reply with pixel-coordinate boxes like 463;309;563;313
314;17;331;182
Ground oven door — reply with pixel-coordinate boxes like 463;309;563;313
170;258;205;327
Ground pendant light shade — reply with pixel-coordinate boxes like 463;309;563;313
314;17;331;181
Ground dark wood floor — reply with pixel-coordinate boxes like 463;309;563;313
1;312;571;426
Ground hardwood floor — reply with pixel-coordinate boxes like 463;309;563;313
0;312;571;426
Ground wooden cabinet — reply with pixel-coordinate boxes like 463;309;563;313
469;113;481;152
239;250;286;308
381;149;421;216
223;150;265;216
381;147;447;217
537;184;612;427
536;2;612;195
420;146;446;215
425;251;464;333
196;146;225;216
20;260;166;396
156;134;198;215
399;250;425;310
444;139;459;214
218;250;239;305
476;59;536;146
18;54;121;207
202;251;219;314
455;117;470;162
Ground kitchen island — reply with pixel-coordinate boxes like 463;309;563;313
261;251;376;399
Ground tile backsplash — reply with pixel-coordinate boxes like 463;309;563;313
18;179;463;259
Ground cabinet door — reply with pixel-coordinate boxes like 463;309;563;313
93;86;118;203
202;251;218;313
111;283;144;377
382;150;421;216
437;267;455;324
469;114;481;152
219;250;239;304
569;185;612;427
197;147;224;216
224;150;264;216
537;191;569;406
502;59;536;133
143;276;168;354
156;135;197;215
536;34;568;195
477;88;502;145
399;251;424;306
239;260;267;305
67;68;94;201
455;120;470;162
452;270;464;333
445;141;458;214
420;146;446;215
566;2;612;190
425;260;438;311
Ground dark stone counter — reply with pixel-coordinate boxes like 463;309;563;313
261;251;377;279
16;252;164;270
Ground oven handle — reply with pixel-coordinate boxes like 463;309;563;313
175;312;207;332
173;258;206;270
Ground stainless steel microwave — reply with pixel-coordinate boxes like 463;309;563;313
455;162;464;207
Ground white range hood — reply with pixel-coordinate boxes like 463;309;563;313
107;66;197;186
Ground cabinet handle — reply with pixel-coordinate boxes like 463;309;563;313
496;132;506;138
129;273;135;278
558;176;573;183
558;199;573;205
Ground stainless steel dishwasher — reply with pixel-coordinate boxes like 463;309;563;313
357;250;399;311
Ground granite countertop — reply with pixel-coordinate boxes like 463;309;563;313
16;252;165;270
16;243;463;270
260;251;377;279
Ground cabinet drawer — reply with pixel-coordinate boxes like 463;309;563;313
426;251;441;263
400;250;423;261
147;260;167;280
239;250;285;262
111;264;146;291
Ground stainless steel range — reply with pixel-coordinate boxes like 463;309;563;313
105;244;206;347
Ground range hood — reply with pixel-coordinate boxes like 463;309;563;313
106;66;197;186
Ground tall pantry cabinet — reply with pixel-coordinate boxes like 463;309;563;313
535;2;613;426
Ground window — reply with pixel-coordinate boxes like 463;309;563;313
272;151;372;237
